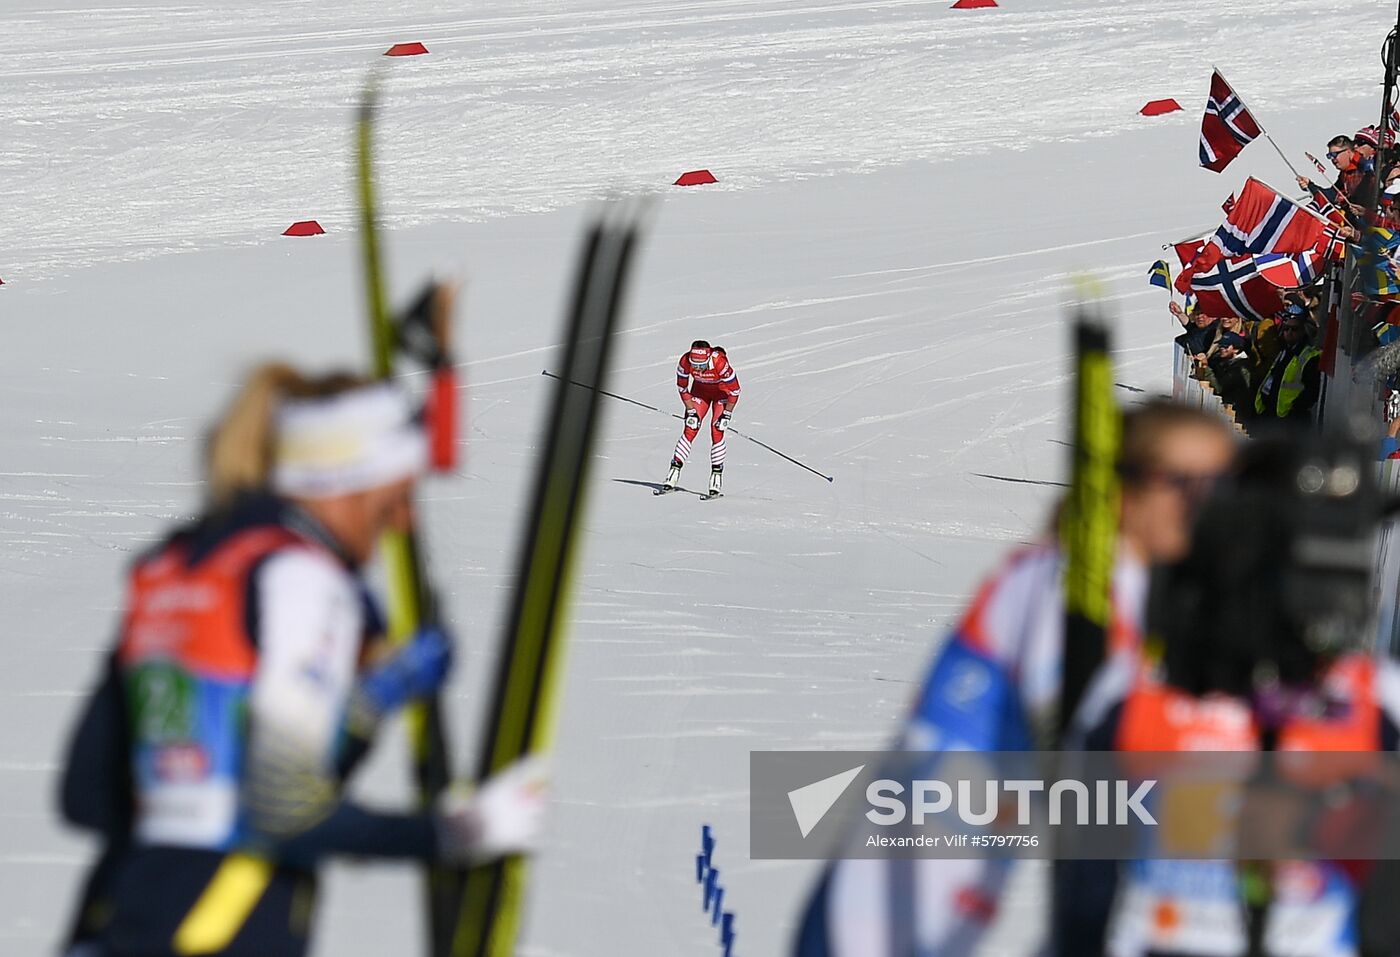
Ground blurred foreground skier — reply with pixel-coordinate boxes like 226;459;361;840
793;399;1237;956
1056;430;1400;957
660;340;741;497
59;364;545;957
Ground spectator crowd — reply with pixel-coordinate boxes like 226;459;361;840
1172;119;1400;439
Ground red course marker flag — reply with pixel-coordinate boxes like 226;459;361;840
951;0;998;8
675;170;717;187
1140;99;1182;117
283;220;326;237
385;42;429;57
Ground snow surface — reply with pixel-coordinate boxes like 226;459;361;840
4;0;1395;284
2;2;1397;955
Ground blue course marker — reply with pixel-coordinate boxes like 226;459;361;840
695;825;737;956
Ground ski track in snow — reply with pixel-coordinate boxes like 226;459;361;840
1;0;1392;282
3;2;1398;956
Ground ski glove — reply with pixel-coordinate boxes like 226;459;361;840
685;409;700;430
435;756;549;864
355;627;453;720
716;411;732;433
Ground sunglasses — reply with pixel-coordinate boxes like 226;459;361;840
1125;467;1228;501
1327;149;1350;160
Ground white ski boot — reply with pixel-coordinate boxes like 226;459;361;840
706;468;724;499
655;462;682;495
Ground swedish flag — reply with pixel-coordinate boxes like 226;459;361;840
1373;319;1400;347
1362;226;1400;297
1148;259;1171;290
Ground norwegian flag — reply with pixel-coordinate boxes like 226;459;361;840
1175;177;1327;292
1256;250;1323;289
1317;229;1348;265
1221;193;1236;215
1188;255;1285;320
1307;183;1347;227
1270;210;1348;280
1171;238;1206;267
1199;70;1263;173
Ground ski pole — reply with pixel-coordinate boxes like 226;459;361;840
728;424;833;483
541;369;835;483
542;369;666;413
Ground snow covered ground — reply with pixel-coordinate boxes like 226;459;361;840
4;0;1394;284
2;1;1396;954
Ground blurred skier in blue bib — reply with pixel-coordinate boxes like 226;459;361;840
793;400;1236;956
1059;430;1400;957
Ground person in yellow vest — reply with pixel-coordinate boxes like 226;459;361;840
58;364;546;957
1244;305;1291;384
1252;317;1321;422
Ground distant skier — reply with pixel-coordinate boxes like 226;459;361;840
661;340;741;497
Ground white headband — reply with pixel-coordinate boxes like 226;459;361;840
271;383;427;499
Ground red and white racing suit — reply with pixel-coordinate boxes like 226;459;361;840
673;350;741;470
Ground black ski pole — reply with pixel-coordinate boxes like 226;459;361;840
542;369;665;413
728;426;833;483
541;369;835;483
